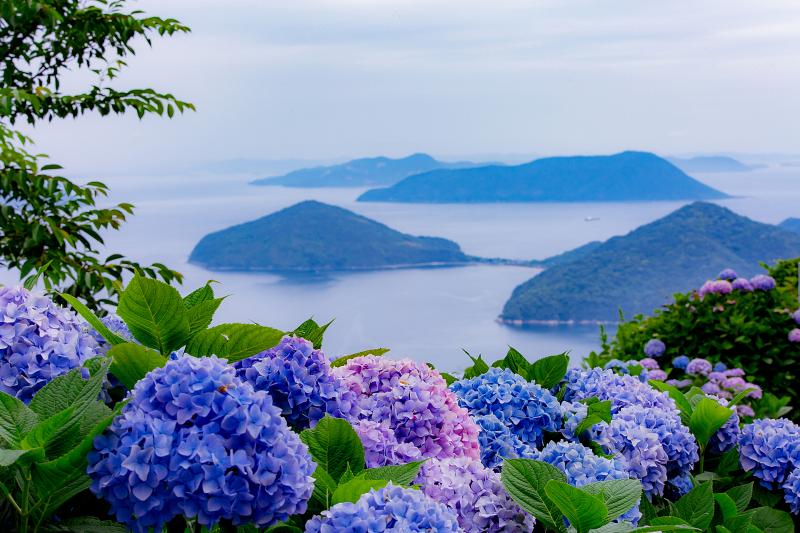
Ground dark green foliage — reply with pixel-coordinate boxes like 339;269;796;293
189;200;469;271
251;153;477;188
0;0;191;310
502;202;800;322
358;151;727;203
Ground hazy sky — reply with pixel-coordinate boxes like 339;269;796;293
26;0;800;174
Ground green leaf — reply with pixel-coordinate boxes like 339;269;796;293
676;481;715;530
108;343;166;390
0;447;44;467
440;372;457;385
357;461;425;486
299;416;365;483
582;479;642;522
544;479;608;533
29;358;111;421
590;523;634;533
492;346;532;379
728;388;756;407
501;459;568;532
21;407;79;459
528;353;569;388
185;297;223;338
339;464;355;484
0;391;38;447
184;323;284;362
117;274;190;354
690;398;734;448
717;448;741;474
40;516;128;532
293;318;333;349
183;282;216;309
576;399;612;436
463;352;490;379
726;483;753;513
308;465;338;510
61;293;126;345
331;348;390;368
639;492;657;525
331;478;389;505
649;380;694;426
715;493;739;522
749;508;794;533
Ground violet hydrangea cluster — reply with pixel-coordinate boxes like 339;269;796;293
750;274;776;291
334;355;480;463
708;397;740;455
234;335;357;430
686;358;712;376
739;418;800;489
415;457;535;532
87;355;315;532
472;414;536;469
353;419;423;468
304;483;461;533
450;368;562;449
0;286;100;403
643;338;665;357
784;467;800;514
561;368;675;415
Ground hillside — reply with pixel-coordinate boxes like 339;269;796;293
780;218;800;234
250;153;477;187
357;151;728;203
189;201;469;271
667;155;753;173
501;202;800;323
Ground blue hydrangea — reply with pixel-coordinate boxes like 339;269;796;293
451;368;561;448
731;277;754;292
783;466;800;515
88;355;315;532
90;314;135;350
672;356;690;370
708;397;740;455
713;362;728;372
305;483;461;532
561;368;675;415
472;414;537;469
739;418;800;488
234;335;357;430
560;401;590;440
597;417;668;497
0;286;100;403
604;359;631;374
666;472;693;499
644;339;666;357
750;274;776;291
718;269;738;281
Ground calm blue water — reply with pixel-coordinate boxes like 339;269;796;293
3;165;798;371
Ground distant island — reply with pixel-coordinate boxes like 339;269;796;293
250;153;478;188
667;155;755;173
357;151;728;203
189;201;471;271
501;202;800;323
780;218;800;234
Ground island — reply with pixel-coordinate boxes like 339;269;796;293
189;200;470;271
667;155;755;173
250;153;477;188
357;151;728;203
780;218;800;235
501;202;800;323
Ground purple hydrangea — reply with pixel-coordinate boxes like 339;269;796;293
0;286;100;403
686;358;712;376
561;368;675;415
87;355;315;531
234;336;357;430
451;368;561;449
750;274;776;291
666;378;693;388
789;329;800;343
415;458;535;532
793;309;800;325
472;414;536;469
737;405;755;418
671;355;690;370
699;280;733;297
639;358;660;371
647;369;667;381
334;356;480;463
784;467;800;515
597;418;668;497
644;339;666;358
739;418;800;488
305;483;461;532
354;419;423;468
708;397;740;455
731;277;754;292
718;269;738;281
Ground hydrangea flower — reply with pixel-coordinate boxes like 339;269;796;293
666;472;693;498
451;368;561;448
794;309;800;325
472;414;536;469
647;370;667;381
639;358;660;371
671;355;690;370
354;419;423;468
90;314;135;350
737;405;755;418
713;362;728;372
597;418;668;497
604;359;632;374
718;269;738;281
750;274;776;291
731;277;753;291
644;339;666;357
686;358;712;376
335;356;479;463
415;457;535;532
87;355;315;532
234;336;357;430
560;401;590;440
739;418;800;488
699;280;733;297
789;329;800;343
0;286;100;403
708;397;740;455
666;378;693;388
783;466;800;515
561;368;675;415
305;483;461;532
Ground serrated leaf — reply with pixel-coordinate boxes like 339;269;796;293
0;391;38;447
0;447;44;467
184;323;284;362
529;353;569;388
716;493;739;522
545;480;608;533
40;516;128;533
492;346;532;379
726;483;753;513
690;398;734;448
21;407;78;459
331;348;390;368
576;400;612;436
582;479;642;522
649;380;694;426
357;460;425;486
749;508;794;533
300;416;364;483
590;523;634;533
501;459;568;532
463;352;490;379
309;465;338;510
108;343;166;390
293;318;333;349
183;282;216;309
676;481;715;530
29;358;111;421
331;478;388;505
61;293;126;345
117;274;189;354
185;297;223;338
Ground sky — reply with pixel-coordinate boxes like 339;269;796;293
24;0;800;175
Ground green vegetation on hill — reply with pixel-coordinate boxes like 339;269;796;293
667;155;754;173
501;202;800;322
358;151;728;203
780;217;800;234
250;153;477;187
189;200;469;271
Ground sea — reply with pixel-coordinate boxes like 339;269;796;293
3;164;798;372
